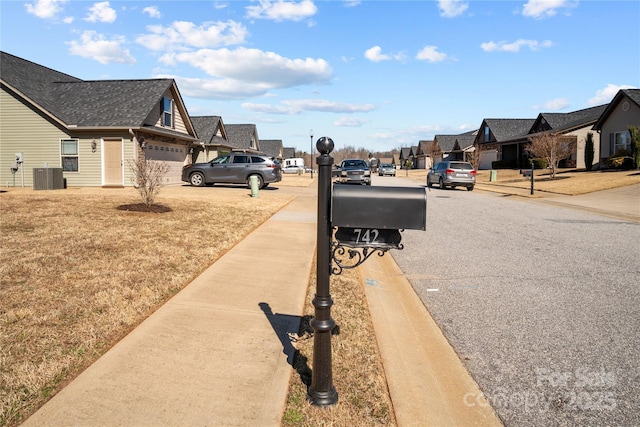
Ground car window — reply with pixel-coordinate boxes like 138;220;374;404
435;163;443;170
212;154;230;164
233;155;250;164
450;162;473;170
251;156;266;163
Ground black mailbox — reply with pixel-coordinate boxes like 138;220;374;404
332;185;426;231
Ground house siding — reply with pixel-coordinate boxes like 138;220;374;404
569;127;600;169
598;101;640;160
148;88;189;135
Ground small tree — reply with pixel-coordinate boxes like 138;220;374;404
525;132;575;179
128;154;170;207
468;143;485;171
584;132;594;171
629;126;640;169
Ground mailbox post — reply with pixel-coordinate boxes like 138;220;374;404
307;136;426;407
307;137;339;406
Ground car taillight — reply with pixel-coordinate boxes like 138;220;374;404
470;170;477;176
445;169;455;175
268;164;277;168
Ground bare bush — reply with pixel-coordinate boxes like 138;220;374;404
526;133;575;178
128;154;170;206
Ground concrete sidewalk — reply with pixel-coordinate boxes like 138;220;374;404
23;189;317;426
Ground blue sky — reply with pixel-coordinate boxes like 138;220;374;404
1;0;639;153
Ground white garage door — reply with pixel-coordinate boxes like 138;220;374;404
145;142;187;184
479;150;498;170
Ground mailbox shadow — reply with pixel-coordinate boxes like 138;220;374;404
259;302;312;386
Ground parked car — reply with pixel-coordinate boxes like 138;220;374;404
337;159;371;185
282;165;304;174
427;161;476;191
181;150;282;188
378;163;396;176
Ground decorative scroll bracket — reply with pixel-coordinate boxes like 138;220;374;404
330;227;404;275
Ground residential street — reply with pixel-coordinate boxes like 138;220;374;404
374;175;640;427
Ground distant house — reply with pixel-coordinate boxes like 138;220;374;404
190;115;233;163
399;147;415;168
0;51;198;187
592;89;640;163
283;147;296;160
259;139;284;161
415;140;435;169
475;105;607;169
225;124;260;151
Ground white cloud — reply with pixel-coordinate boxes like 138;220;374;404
588;84;637;106
522;0;577;19
242;99;375;114
334;117;371;127
162;76;271;99
163;48;332;96
143;6;161;19
68;31;135;64
438;0;468;18
365;46;389;62
85;2;117;23
343;1;361;8
416;45;449;62
542;98;570;110
24;0;68;19
481;39;553;52
246;0;317;22
364;46;405;62
137;21;248;51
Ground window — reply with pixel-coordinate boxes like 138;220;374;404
251;156;266;163
61;139;78;172
233;155;250;164
212;154;230;164
613;131;630;154
162;97;173;127
484;127;490;142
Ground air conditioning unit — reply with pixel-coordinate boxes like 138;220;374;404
33;168;64;190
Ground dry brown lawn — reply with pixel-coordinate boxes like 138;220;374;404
282;263;395;426
401;168;640;195
0;181;298;426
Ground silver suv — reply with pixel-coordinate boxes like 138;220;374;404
181;150;282;188
427;161;476;191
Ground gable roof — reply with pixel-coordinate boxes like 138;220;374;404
532;104;608;134
226;124;259;150
433;135;458;152
190;115;231;147
482;119;536;142
400;147;414;159
283;147;296;159
592;89;640;131
1;51;196;138
259;139;283;158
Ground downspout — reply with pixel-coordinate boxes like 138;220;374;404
129;129;138;187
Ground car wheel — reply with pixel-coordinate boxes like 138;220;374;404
189;172;205;187
246;174;264;189
261;183;269;189
439;177;446;189
467;185;474;191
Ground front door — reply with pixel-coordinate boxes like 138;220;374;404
103;139;123;187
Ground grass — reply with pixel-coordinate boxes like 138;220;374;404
283;263;396;426
0;182;296;427
401;167;640;195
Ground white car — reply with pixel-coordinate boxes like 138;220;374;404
282;165;304;174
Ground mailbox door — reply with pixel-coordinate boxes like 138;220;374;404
331;185;426;230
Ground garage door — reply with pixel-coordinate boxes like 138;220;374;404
145;142;187;184
479;150;498;170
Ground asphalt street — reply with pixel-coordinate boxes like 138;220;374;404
373;175;640;427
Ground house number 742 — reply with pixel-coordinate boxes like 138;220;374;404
353;228;379;244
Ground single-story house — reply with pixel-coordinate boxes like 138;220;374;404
399;147;415;168
592;88;640;163
190;115;233;164
474;105;607;169
225;124;260;151
1;51;198;187
259;139;284;162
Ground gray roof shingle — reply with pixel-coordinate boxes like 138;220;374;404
226;124;258;150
